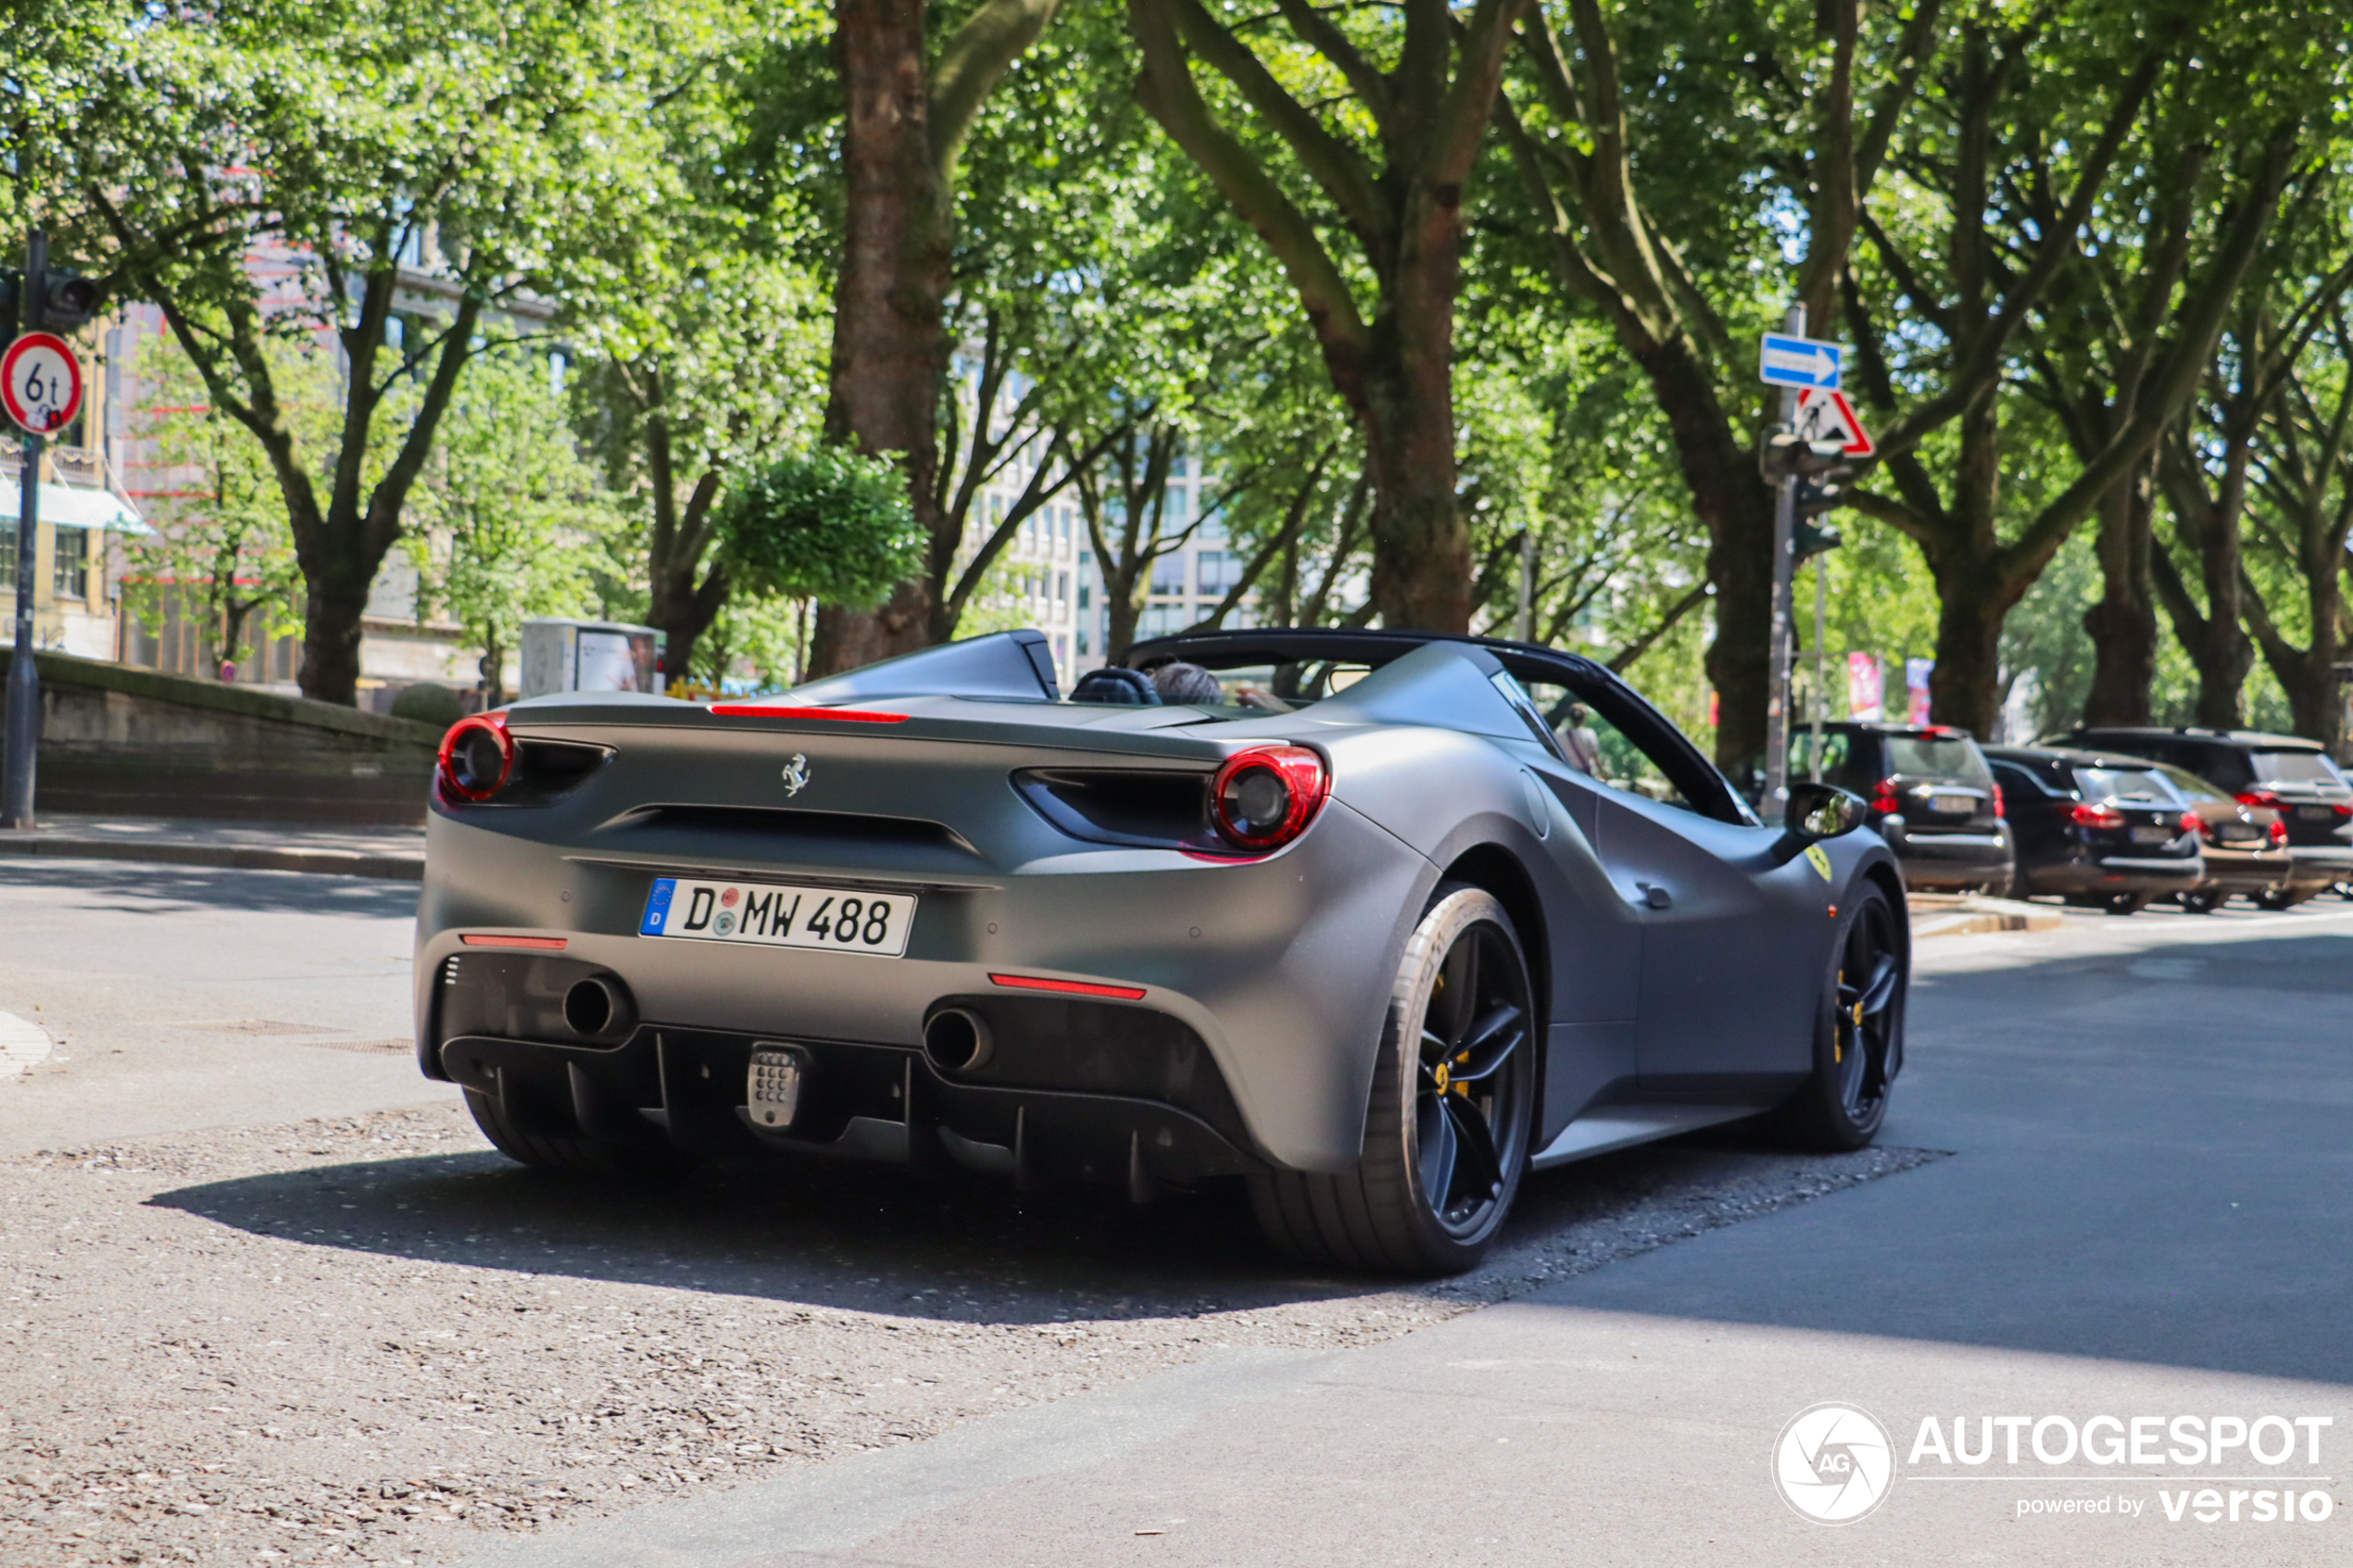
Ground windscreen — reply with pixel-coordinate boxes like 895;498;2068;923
2072;767;2174;803
1885;734;1993;787
2251;750;2348;787
2154;764;2230;803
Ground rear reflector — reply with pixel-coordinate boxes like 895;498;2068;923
988;972;1147;1000
459;935;569;950
708;704;909;722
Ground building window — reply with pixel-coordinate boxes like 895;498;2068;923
1164;486;1190;523
1077;581;1090;611
0;521;14;583
1077;628;1090;656
53;528;88;600
1057;571;1070;605
1150;555;1187;596
1199;550;1238;596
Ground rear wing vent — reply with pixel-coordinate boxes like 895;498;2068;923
1013;768;1221;852
599;804;980;859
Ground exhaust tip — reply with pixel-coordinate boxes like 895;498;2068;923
923;1008;992;1073
562;975;628;1038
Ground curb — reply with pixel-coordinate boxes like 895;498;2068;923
1908;892;2064;939
0;835;423;883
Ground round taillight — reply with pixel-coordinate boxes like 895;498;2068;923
437;713;513;802
2268;818;2289;847
1209;745;1328;852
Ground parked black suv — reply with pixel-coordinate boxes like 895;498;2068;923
1982;746;2208;913
2054;727;2353;907
1790;721;2014;894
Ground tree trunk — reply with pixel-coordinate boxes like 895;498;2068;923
1622;344;1777;767
639;403;728;689
2153;425;2256;729
1921;398;2021;739
812;0;953;676
2189;510;2253;728
2080;458;2158;724
1353;197;1470;631
2283;557;2347;751
1923;557;2020;739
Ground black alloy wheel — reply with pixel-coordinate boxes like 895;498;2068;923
1414;914;1534;1236
1250;884;1536;1274
1777;885;1903;1151
2178;888;2224;915
2104;892;2150;916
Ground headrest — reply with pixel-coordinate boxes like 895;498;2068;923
1069;667;1163;706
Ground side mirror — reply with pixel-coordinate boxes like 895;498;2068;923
1786;781;1868;842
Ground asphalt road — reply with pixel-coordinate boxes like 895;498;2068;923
0;858;442;1153
3;858;2348;1566
455;897;2353;1568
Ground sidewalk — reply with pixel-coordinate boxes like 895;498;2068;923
0;813;423;881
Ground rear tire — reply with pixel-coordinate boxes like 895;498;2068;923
1773;885;1903;1152
1250;884;1537;1276
2103;892;2150;916
2254;886;2308;911
465;1087;701;1180
2178;888;2223;915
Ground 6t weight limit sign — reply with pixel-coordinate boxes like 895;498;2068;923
1;332;83;435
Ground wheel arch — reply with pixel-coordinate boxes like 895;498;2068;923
1858;857;1911;967
1437;842;1553;1036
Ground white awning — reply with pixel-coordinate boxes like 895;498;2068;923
0;479;151;534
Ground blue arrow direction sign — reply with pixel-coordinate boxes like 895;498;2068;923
1759;332;1843;390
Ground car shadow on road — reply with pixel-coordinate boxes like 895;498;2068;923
0;857;420;919
143;1123;1887;1325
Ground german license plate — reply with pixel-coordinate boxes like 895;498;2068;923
638;877;915;958
2299;805;2335;822
2129;825;2174;845
1931;794;1974;815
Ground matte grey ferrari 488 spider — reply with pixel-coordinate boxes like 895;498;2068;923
416;627;1908;1274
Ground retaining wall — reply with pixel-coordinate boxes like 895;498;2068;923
0;650;441;823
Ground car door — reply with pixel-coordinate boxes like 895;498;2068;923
1988;759;2060;872
1527;675;1831;1092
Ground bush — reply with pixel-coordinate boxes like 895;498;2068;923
716;447;925;609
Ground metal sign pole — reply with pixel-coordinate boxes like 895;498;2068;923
1761;301;1804;813
2;229;46;829
1810;552;1828;782
1515;529;1533;643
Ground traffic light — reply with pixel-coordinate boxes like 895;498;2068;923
1759;431;1852;484
1792;512;1843;560
41;271;100;331
0;268;104;333
1762;431;1852;559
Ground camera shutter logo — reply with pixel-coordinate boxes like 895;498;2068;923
1773;1402;1894;1524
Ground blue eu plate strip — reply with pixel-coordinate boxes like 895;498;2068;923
640;878;677;935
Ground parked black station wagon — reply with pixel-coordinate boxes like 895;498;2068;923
1790;721;2014;895
2054;727;2352;907
1982;746;2208;913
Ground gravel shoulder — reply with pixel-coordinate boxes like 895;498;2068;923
0;1102;1936;1567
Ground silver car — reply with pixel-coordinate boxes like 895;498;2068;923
415;628;1907;1275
